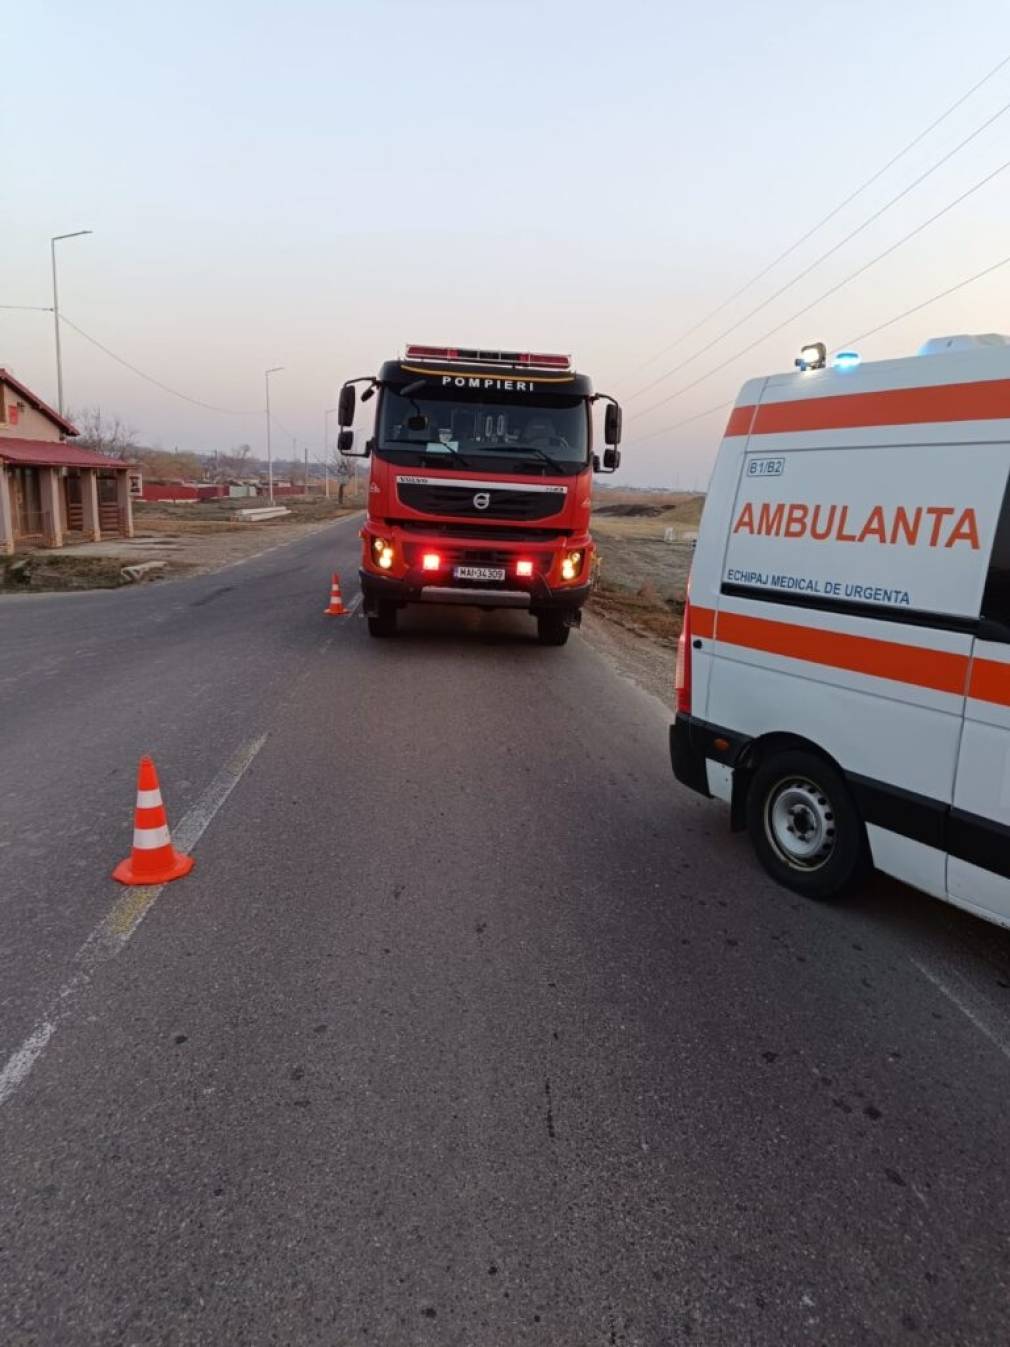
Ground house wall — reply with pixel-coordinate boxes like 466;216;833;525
0;391;63;442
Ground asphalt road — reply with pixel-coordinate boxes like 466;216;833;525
2;515;1010;1346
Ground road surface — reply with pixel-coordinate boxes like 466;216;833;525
1;515;1009;1346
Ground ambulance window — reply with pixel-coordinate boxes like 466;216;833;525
981;475;1010;632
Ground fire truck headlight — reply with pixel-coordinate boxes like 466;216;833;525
378;547;394;570
372;535;388;555
561;550;583;581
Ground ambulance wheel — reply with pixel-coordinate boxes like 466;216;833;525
746;749;869;901
367;602;398;638
536;612;570;646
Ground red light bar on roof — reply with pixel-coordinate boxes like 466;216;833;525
406;345;460;360
404;344;571;371
516;352;570;369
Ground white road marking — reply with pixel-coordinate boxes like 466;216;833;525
0;733;267;1107
346;593;363;616
911;956;1010;1064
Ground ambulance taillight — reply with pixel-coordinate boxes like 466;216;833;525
675;596;692;714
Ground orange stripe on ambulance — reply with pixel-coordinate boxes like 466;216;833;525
732;501;981;548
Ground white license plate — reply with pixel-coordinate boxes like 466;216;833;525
454;565;506;582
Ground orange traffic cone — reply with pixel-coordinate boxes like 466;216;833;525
113;756;194;886
323;572;347;616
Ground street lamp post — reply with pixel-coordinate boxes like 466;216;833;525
50;230;92;417
264;367;284;503
324;407;337;499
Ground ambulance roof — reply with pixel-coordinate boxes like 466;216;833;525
737;334;1010;412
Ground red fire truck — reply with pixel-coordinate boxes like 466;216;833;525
337;344;623;644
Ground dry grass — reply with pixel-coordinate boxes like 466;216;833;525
0;553;133;592
589;579;684;646
134;495;360;536
585;489;701;647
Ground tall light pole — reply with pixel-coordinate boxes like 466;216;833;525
324;407;337;499
264;367;284;503
50;230;92;417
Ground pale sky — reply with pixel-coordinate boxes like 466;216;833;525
3;0;1010;486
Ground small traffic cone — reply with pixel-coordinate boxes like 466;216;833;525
323;572;347;616
113;756;194;886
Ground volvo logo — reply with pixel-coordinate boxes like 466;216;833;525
473;491;491;510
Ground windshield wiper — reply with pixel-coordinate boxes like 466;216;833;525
510;444;569;474
424;442;471;469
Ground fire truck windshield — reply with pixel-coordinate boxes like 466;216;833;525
377;383;589;476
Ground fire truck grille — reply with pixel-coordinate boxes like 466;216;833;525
397;481;566;521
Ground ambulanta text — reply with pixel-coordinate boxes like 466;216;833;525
732;502;980;549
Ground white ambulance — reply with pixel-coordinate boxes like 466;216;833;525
671;335;1010;928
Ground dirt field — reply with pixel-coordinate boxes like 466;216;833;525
593;488;704;534
0;496;362;593
586;491;704;654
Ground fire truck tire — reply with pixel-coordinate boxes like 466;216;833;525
536;612;571;646
367;603;398;638
746;748;869;901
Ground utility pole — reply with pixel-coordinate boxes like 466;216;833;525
304;442;309;494
324;407;336;500
264;367;283;503
50;230;92;417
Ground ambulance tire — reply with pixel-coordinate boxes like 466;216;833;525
367;602;398;638
746;749;869;901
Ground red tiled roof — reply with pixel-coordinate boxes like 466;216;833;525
0;438;132;469
0;369;78;437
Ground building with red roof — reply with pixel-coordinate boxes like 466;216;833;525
0;369;138;554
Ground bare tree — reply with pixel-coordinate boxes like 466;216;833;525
70;407;141;460
325;451;354;505
215;443;255;479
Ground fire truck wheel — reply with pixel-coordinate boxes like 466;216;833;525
367;603;398;638
746;748;869;901
536;612;571;646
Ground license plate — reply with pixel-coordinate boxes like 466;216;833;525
453;565;506;582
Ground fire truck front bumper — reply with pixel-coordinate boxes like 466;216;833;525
359;569;592;614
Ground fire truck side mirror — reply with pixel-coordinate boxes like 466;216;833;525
337;429;355;454
604;402;622;446
603;447;621;471
337;384;356;427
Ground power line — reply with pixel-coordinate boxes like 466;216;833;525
629;151;1010;426
58;314;260;416
626;90;1010;405
628;399;734;446
0;304;53;312
620;51;1010;387
838;251;1010;349
635;250;1010;448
